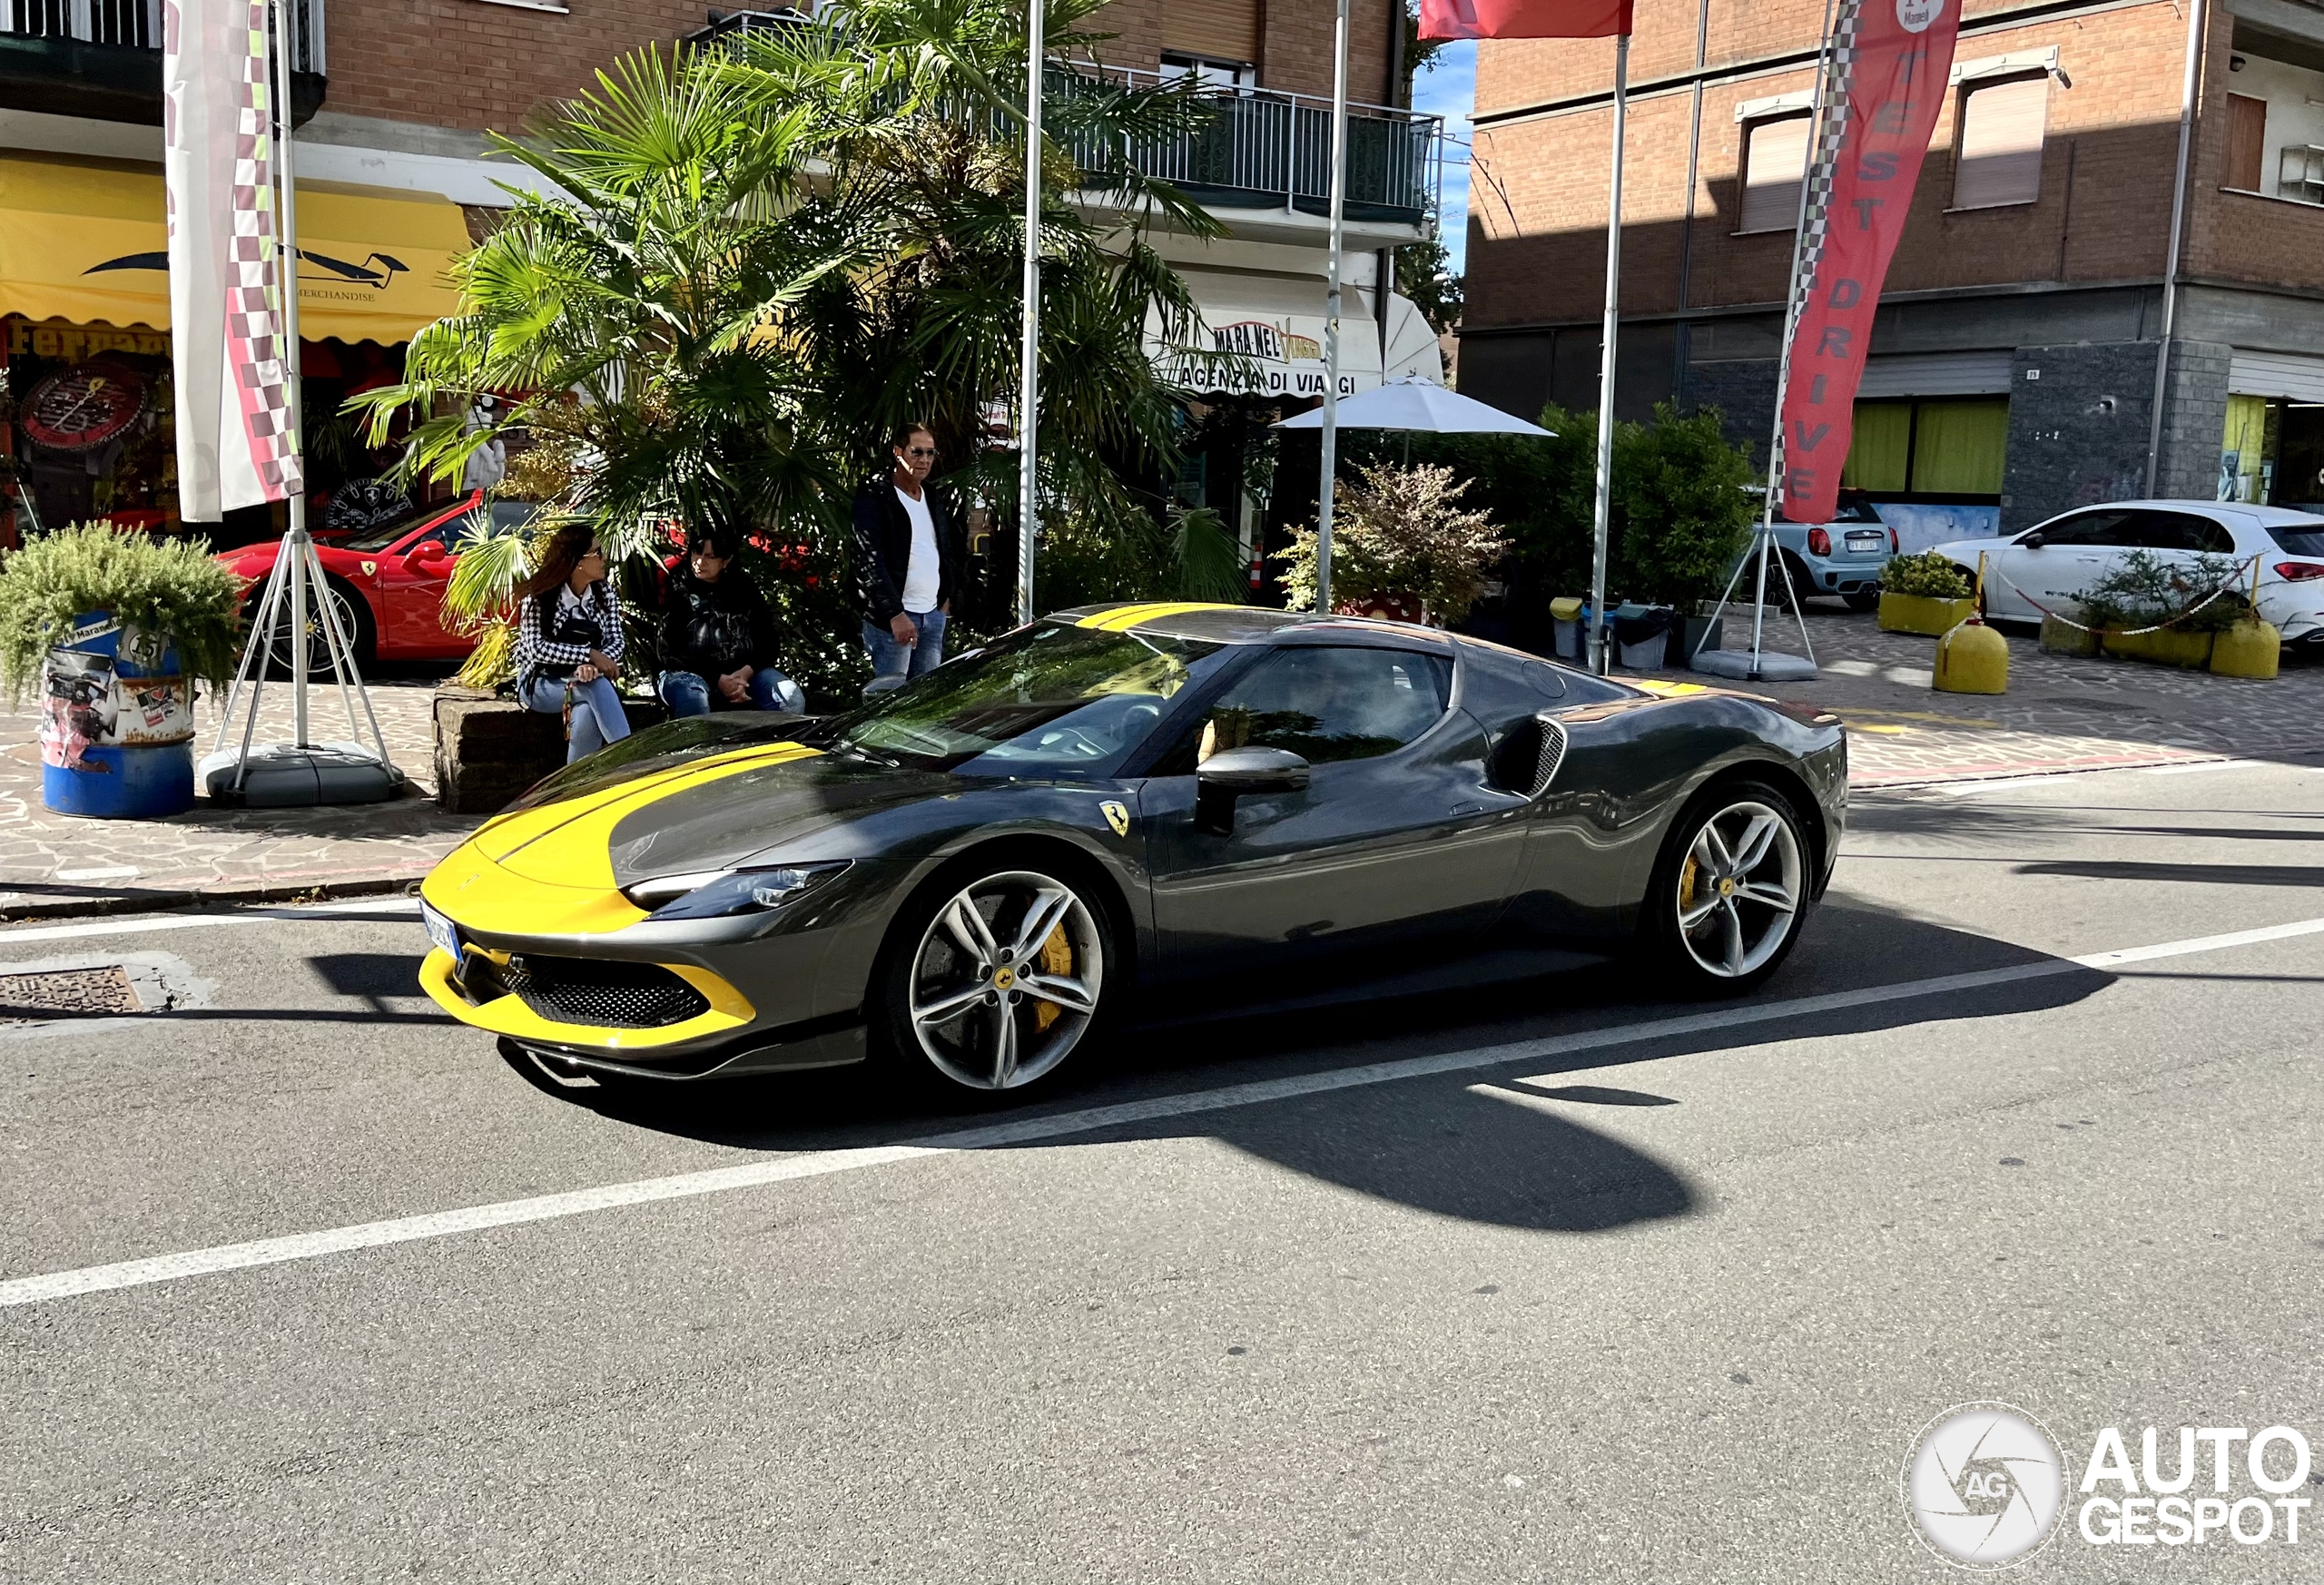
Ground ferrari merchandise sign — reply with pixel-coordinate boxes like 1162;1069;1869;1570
1776;0;1963;523
1416;0;1633;38
0;158;467;345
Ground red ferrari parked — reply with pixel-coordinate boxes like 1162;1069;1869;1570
216;491;540;667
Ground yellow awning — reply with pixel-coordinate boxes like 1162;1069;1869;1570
0;154;467;344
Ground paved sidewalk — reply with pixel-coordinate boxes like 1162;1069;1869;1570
1641;606;2324;786
0;678;477;920
5;611;2320;920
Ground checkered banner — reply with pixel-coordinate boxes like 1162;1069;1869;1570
163;0;303;520
1776;0;1962;524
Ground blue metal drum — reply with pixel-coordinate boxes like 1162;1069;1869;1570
37;611;197;819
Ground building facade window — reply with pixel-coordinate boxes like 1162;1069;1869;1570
1952;74;2047;209
1161;53;1257;92
1738;112;1811;232
1162;0;1261;82
1840;398;2009;500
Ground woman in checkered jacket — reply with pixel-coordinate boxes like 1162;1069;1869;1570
513;524;633;763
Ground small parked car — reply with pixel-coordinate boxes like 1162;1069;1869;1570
215;491;540;667
1732;491;1896;611
1926;500;2324;650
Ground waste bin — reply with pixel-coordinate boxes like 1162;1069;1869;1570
39;612;195;819
1612;605;1677;670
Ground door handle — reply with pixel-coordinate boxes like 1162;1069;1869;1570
1451;802;1485;817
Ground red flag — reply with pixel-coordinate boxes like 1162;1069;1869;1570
1416;0;1634;40
1777;0;1963;523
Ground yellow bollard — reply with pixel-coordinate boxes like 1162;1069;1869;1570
1935;616;2010;694
2210;616;2280;678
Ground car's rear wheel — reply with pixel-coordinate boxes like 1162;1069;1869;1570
877;863;1109;1096
1647;781;1811;996
247;576;376;675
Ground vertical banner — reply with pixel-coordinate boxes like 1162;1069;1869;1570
1777;0;1961;523
1417;0;1634;38
163;0;301;521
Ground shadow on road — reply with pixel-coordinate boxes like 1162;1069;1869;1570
551;901;2112;1236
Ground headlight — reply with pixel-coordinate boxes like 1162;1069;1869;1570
624;861;852;920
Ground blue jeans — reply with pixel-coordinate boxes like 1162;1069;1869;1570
521;673;632;763
862;608;945;693
657;667;804;717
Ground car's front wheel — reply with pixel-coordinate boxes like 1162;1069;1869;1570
1647;781;1812;996
877;862;1110;1096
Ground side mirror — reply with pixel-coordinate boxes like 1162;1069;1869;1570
1195;745;1309;834
2016;532;2045;550
409;540;449;564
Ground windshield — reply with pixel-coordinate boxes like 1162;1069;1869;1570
2266;523;2324;556
826;621;1235;774
337;500;457;552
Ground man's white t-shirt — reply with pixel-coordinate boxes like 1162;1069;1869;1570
895;486;940;613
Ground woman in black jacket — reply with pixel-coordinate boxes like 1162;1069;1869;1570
655;526;804;716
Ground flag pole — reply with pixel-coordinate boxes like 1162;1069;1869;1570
1315;0;1353;615
1584;32;1629;676
1014;0;1046;626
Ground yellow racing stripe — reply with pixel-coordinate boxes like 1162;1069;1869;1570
1074;601;1237;633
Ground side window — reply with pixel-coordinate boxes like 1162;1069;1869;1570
1198;647;1451;766
2140;512;2235;555
2034;510;2132;547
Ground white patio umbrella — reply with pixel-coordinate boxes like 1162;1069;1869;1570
1273;377;1554;436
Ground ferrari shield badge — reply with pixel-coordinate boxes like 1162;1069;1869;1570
359;561;378;577
1100;800;1130;837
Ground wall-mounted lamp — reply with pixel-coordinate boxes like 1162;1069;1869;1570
2230;54;2247;71
2052;66;2073;88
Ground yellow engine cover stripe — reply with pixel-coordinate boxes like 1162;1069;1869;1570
492;742;822;887
419;948;753;1050
1074;601;1237;633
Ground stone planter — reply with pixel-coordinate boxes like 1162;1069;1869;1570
2102;627;2214;669
432;684;668;814
1877;592;1974;635
2210;618;2281;679
2038;614;2100;656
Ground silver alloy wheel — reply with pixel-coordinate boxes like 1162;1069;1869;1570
1675;798;1803;979
906;869;1105;1090
261;583;360;673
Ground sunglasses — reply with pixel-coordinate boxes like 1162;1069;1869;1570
581;546;606;560
901;446;937;458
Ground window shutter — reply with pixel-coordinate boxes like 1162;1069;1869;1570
2227;94;2267;192
1738;113;1811;233
1953;75;2046;210
1163;0;1261;67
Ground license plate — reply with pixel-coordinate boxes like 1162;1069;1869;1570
1845;531;1886;552
420;901;459;960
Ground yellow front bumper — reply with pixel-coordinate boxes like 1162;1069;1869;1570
419;948;755;1051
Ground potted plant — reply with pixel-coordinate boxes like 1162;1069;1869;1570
2080;550;2239;669
0;521;244;817
1279;462;1510;628
1615;404;1755;659
1876;552;1975;635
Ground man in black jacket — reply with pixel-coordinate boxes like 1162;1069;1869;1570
655;526;804;716
852;421;965;692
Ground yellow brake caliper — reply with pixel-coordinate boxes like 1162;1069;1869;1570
1679;854;1701;928
1032;923;1074;1032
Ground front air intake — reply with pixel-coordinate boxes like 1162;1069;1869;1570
500;956;711;1029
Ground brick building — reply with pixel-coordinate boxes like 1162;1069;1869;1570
1458;0;2324;544
2;0;1444;540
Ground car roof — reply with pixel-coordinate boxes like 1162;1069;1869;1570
2044;498;2324;526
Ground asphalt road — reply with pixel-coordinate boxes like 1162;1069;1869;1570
3;758;2320;1582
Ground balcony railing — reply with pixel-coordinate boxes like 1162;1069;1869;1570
4;0;324;123
1061;66;1443;226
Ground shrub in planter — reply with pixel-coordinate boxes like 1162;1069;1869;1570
1616;405;1757;617
0;522;244;702
2079;550;2244;668
1876;552;1974;635
1279;462;1509;626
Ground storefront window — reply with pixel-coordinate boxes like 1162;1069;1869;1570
1839;397;2008;500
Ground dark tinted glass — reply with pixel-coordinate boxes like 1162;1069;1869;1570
2127;511;2235;554
2031;510;2135;547
1199;646;1451;765
2266;523;2324;556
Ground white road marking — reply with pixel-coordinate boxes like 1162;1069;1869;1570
0;898;419;946
5;914;2321;1309
2142;759;2260;776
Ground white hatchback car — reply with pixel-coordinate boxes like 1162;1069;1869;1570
1929;500;2324;649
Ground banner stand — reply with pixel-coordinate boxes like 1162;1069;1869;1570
193;0;399;807
1690;0;1846;684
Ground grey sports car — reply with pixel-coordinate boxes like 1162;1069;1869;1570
418;602;1847;1098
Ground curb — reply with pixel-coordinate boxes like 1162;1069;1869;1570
0;872;427;925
